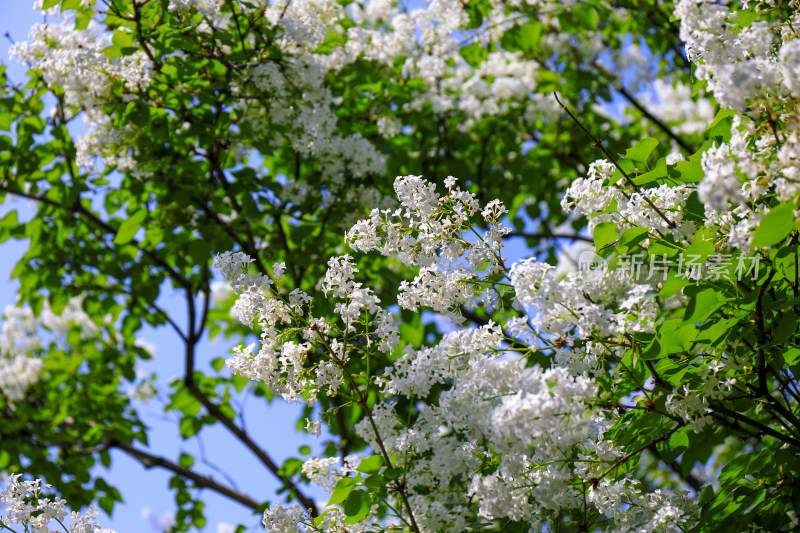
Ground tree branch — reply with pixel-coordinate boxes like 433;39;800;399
183;344;319;516
0;183;191;293
108;439;260;510
552;92;677;230
505;231;593;243
616;85;695;155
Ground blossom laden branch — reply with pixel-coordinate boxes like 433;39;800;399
553;91;677;230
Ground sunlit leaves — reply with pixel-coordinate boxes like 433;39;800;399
751;202;796;248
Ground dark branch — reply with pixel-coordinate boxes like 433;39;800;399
183;344;319;516
108;439;260;510
505;231;593;243
616;86;695;155
552;92;677;230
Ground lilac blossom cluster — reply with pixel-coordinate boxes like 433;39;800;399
216;176;693;532
0;474;116;533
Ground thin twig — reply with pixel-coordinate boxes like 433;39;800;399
552;92;677;230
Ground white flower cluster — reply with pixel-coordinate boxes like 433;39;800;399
565;90;796;254
588;479;690;533
168;0;223;20
696;115;798;252
666;359;737;433
231;0;388;196
562;159;696;241
301;455;361;492
379;322;505;398
213;250;399;404
665;386;714;434
11;0;668;211
9;22;152;108
0;474;116;533
354;342;687;531
261;502;306;533
1;298;97;404
244;53;387;187
342;0;565;126
675;0;800;112
639;79;715;136
260;502;368;533
10;20;153;174
510;258;657;360
223;175;691;532
0;305;44;403
347;175;510;322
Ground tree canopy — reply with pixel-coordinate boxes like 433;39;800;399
1;0;800;531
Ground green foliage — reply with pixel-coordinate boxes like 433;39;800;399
752;202;796;248
1;0;799;531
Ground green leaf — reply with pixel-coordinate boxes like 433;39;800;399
0;210;18;244
672;157;703;183
42;0;60;8
280;457;303;478
399;313;424;347
511;21;541;51
75;8;92;30
593;221;617;249
697;484;717;509
669;430;689;450
343;490;371;524
773;245;798;284
772;310;799;344
633;157;668;186
660;429;690;463
328;477;356;506
618;227;649;252
232;374;249;393
312;511;329;527
459;43;487;68
684;236;715;264
111;30;136;49
98;496;114;515
464;0;491;28
168;388;202;417
0;449;10;470
704;109;738;140
785;348;800;366
384;467;404;480
683;286;728;324
113;208;147;245
642;319;701;360
656;273;690;298
363;474;385;489
500;21;541;52
625;137;658;165
210;357;226;372
735;9;759;29
179;417;202;439
691;77;707;97
179;453;195;468
0;112;13;131
356;456;384;475
751;202;796;248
